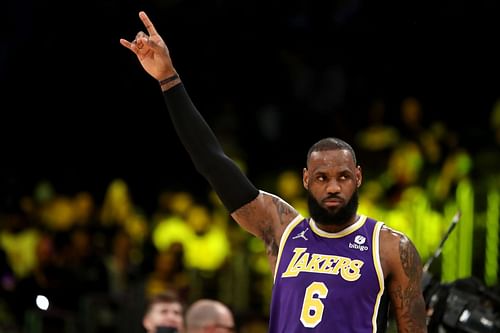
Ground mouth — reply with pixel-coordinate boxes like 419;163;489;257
323;198;343;208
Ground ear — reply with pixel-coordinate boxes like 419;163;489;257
302;168;309;189
356;166;362;188
142;316;151;331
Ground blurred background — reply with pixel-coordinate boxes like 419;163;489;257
1;0;499;332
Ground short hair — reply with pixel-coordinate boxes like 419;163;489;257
185;299;231;329
144;290;183;314
307;137;357;165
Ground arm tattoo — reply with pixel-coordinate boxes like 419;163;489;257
394;237;427;332
260;197;295;257
264;225;279;257
400;236;420;279
236;204;279;257
271;196;295;226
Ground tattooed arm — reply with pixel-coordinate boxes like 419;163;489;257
380;226;428;333
232;191;300;273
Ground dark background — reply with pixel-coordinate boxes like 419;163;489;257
2;0;499;214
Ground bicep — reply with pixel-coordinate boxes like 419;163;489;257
231;191;299;243
384;231;427;332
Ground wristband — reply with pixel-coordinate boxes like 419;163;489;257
159;74;180;86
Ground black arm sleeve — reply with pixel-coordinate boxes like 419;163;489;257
163;83;259;213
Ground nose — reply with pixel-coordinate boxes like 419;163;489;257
326;179;341;194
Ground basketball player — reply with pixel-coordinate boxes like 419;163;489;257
120;11;427;332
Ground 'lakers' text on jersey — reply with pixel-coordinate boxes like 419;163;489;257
268;215;386;333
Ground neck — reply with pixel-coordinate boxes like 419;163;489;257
314;214;360;233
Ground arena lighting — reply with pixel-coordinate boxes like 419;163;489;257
422;212;500;333
36;294;49;311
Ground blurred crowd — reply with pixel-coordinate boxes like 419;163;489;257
0;96;499;333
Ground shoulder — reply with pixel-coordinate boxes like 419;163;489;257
379;225;422;278
379;224;408;246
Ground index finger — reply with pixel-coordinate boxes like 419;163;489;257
139;11;159;36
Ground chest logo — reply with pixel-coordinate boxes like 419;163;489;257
292;228;309;241
349;235;369;252
354;235;366;245
282;247;363;281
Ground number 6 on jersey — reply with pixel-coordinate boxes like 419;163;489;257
300;282;328;328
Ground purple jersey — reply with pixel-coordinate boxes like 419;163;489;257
269;215;385;333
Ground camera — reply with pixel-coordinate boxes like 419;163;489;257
423;274;500;333
421;212;500;332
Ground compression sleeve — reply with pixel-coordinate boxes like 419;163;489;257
163;83;259;213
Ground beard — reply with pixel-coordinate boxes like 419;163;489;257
307;189;359;226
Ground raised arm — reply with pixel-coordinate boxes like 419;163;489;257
120;11;258;211
380;226;428;332
120;12;298;245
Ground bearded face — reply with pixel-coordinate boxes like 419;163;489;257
307;189;359;226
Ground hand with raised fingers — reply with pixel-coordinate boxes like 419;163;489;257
120;11;177;82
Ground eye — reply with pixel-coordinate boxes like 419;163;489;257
339;173;352;181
